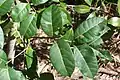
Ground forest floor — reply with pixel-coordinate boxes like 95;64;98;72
15;29;120;80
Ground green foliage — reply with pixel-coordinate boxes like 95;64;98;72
75;17;110;46
74;45;98;78
0;0;14;16
118;0;120;15
0;26;4;49
50;39;75;76
25;46;34;69
74;5;90;14
32;0;48;6
20;13;37;38
108;17;120;27
0;0;116;79
39;73;54;80
11;3;30;22
40;5;69;36
0;50;25;80
61;28;74;42
84;0;93;6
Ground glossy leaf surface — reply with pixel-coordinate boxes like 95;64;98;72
20;13;37;38
74;45;98;78
74;5;90;14
0;0;14;16
50;39;75;76
32;0;48;6
25;46;34;69
11;3;30;22
75;17;110;46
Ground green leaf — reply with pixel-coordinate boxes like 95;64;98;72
118;0;120;15
0;50;26;80
90;47;111;60
87;12;96;19
20;13;37;38
61;28;74;42
25;46;34;69
0;50;7;68
108;17;120;27
50;39;75;76
0;26;4;49
100;50;112;61
0;0;14;16
40;73;54;80
75;17;110;46
32;0;48;6
0;67;25;80
52;0;59;2
2;21;13;36
41;5;68;36
11;3;30;22
74;5;90;14
74;45;98;78
91;47;112;61
84;0;92;6
60;8;72;25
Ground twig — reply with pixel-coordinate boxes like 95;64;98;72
31;37;59;39
26;0;29;3
6;48;26;65
98;68;119;76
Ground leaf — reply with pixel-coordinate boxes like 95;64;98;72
32;0;48;6
2;21;13;36
87;12;96;19
25;46;34;69
118;0;120;15
91;47;112;61
60;8;72;25
11;3;30;22
74;5;90;14
40;73;54;80
0;0;14;16
50;39;75;76
0;26;4;49
108;17;120;27
20;13;37;38
0;50;26;80
75;17;110;46
52;0;59;2
100;50;112;61
84;0;92;6
61;28;74;42
0;50;7;68
24;52;38;79
74;45;98;78
88;23;110;46
90;47;112;60
0;67;26;80
41;5;69;36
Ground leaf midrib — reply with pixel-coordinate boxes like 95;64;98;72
14;3;29;21
76;47;93;77
0;0;6;7
22;15;34;37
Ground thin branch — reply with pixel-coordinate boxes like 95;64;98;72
98;68;118;76
31;37;59;39
6;48;26;65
